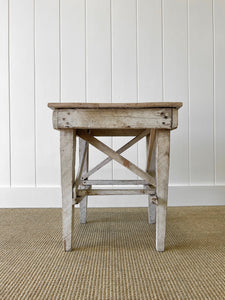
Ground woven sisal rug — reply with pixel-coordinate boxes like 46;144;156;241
0;207;224;299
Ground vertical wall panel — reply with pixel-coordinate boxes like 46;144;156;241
112;0;137;101
0;0;10;186
86;0;112;180
189;0;214;184
214;0;225;184
1;0;225;202
163;0;189;184
137;0;162;173
86;0;111;101
112;0;137;180
61;0;85;102
10;0;35;186
35;0;60;186
138;0;162;101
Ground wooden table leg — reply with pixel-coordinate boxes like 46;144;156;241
79;138;89;224
155;129;170;251
60;129;76;251
146;130;156;224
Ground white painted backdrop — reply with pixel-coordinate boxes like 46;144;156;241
0;0;225;207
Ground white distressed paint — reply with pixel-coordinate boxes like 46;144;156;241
0;0;225;206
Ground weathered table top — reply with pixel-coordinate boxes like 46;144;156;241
48;102;183;110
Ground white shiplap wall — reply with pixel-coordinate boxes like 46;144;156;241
1;0;225;207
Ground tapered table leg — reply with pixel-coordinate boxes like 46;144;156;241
155;129;170;252
146;131;156;224
60;129;76;251
79;137;89;224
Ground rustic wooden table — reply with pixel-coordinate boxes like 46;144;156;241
48;102;182;252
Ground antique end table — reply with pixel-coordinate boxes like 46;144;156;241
48;102;182;252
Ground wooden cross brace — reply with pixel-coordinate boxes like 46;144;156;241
78;130;154;182
80;129;151;180
73;129;158;206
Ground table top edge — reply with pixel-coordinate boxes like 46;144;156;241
48;102;183;110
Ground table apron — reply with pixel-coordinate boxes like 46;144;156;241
53;108;178;130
